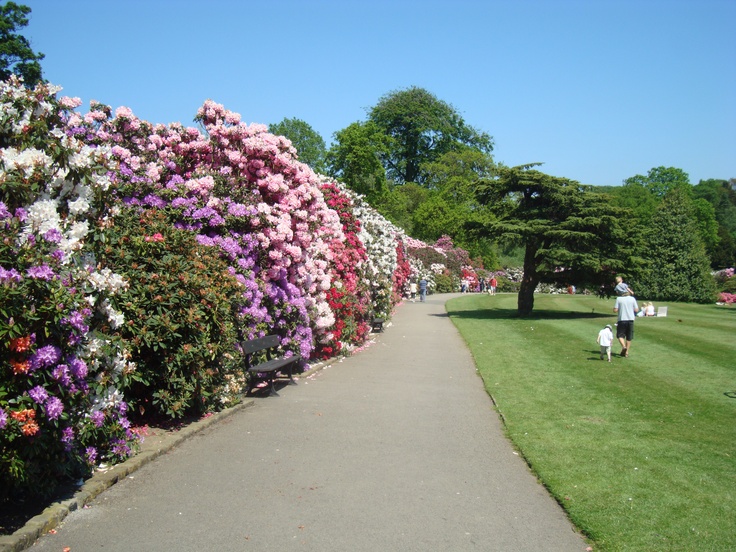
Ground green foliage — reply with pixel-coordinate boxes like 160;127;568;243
95;209;247;419
623;166;691;198
0;2;44;86
693;179;736;268
608;181;659;224
449;293;736;551
326;121;390;201
269;117;327;173
368;86;493;186
635;188;717;303
432;272;455;293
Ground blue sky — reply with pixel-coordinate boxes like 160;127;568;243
19;0;735;187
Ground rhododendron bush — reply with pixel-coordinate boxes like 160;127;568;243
0;76;477;498
0;78;137;498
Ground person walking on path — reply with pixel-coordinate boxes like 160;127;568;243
597;323;614;362
614;292;639;357
409;281;417;302
419;276;428;302
489;276;497;295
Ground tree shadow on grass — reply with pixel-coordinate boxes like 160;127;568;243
445;307;613;321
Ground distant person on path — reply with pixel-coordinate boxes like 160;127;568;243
614;276;633;297
489;276;497;296
613;292;640;357
596;324;614;362
419;277;428;302
410;281;417;302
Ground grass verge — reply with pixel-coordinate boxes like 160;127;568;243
447;293;735;551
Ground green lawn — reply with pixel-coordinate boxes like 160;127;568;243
447;293;736;552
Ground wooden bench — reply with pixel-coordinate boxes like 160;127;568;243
241;335;301;396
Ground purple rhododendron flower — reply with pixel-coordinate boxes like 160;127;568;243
143;194;167;208
85;446;98;465
29;385;49;404
31;345;62;370
45;396;64;420
0;407;7;429
43;228;62;243
68;358;88;379
26;264;56;280
14;207;27;221
63;311;89;333
90;410;105;428
0;201;11;220
52;364;72;386
0;266;23;284
61;426;74;451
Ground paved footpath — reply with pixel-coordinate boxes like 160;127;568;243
29;294;589;552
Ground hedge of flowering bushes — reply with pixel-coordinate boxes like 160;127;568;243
0;77;477;499
1;78;138;499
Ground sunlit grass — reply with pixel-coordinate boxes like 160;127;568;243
447;293;736;551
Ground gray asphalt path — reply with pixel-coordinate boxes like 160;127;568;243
30;293;589;551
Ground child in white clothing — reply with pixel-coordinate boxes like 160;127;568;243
597;324;614;362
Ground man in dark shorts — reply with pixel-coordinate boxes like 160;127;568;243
613;292;639;357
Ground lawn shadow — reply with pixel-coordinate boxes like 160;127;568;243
446;307;612;321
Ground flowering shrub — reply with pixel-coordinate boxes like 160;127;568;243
73;98;342;360
94;208;247;418
313;181;371;358
718;292;736;304
0;78;136;499
347;187;403;318
2;75;484;499
714;268;736;294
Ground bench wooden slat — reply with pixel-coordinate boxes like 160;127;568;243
241;335;280;355
241;334;300;396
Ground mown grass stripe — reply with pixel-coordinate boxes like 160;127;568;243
448;293;736;551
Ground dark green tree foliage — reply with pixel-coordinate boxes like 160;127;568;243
326;121;389;201
693;178;736;267
0;2;44;86
414;149;498;267
269;117;327;173
368;86;493;186
475;165;636;315
636;188;717;303
622;166;720;265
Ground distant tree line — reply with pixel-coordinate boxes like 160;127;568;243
271;93;733;312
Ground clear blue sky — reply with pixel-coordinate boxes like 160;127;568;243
20;0;735;186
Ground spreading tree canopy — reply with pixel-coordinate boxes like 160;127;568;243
326;120;390;201
0;2;44;86
474;164;637;315
368;86;493;186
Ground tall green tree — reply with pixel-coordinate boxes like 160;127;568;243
414;149;498;267
0;2;44;86
269;117;326;173
635;188;716;303
622;166;720;263
693;178;736;267
368;86;493;186
474;165;636;315
326;120;390;201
